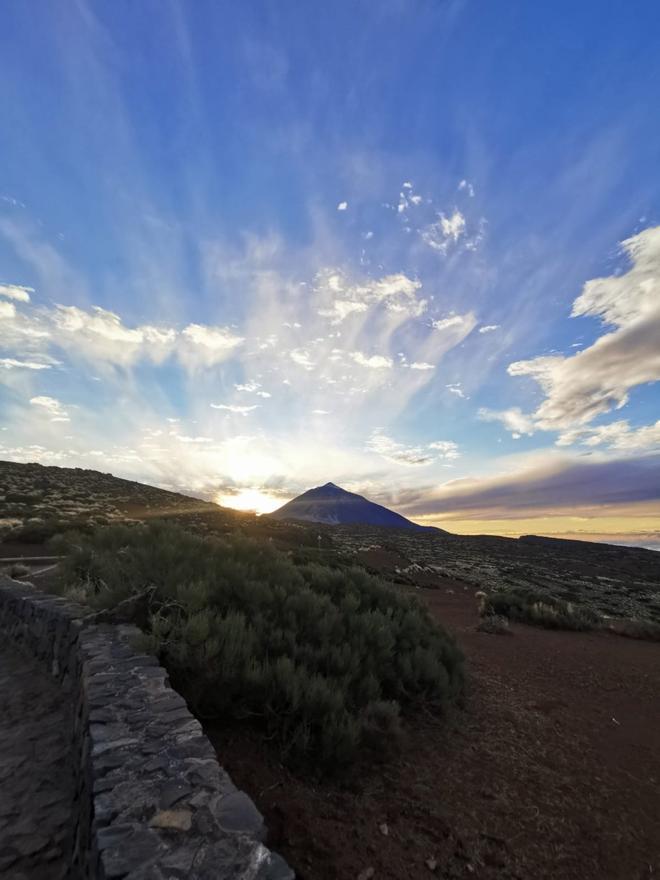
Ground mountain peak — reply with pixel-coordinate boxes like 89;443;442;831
270;482;444;532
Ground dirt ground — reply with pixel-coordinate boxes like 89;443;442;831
207;584;660;880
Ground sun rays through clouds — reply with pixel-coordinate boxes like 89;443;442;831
1;0;659;541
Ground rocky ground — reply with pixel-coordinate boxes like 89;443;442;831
208;585;660;880
0;643;77;879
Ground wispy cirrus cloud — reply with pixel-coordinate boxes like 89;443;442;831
210;403;261;415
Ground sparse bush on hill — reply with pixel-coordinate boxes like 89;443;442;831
58;521;463;771
479;587;600;631
3;517;93;545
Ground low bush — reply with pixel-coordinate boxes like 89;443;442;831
479;587;600;631
58;521;463;771
4;491;40;504
608;619;660;642
476;614;511;635
3;518;88;545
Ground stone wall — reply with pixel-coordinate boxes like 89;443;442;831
0;576;294;880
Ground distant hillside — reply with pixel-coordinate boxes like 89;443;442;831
0;460;245;548
269;481;445;532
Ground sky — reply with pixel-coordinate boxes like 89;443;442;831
1;0;659;549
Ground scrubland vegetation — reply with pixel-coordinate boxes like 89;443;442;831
477;587;601;631
56;521;463;771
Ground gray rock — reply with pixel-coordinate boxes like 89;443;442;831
212;791;267;841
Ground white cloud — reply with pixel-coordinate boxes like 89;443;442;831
366;431;433;466
478;406;536;438
458;179;475;197
427;440;460;459
290;348;315;369
0;283;33;303
315;269;425;323
337;201;348;211
557;419;660;452
571;226;660;327
446;383;466;398
507;226;660;431
0;357;53;371
0;301;50;343
50;305;175;367
235;380;271;397
421;210;466;253
351;352;393;369
441;210;466;241
479;324;500;334
311;409;330;415
318;299;368;322
433;314;468;331
0;301;17;320
46;305;243;371
174;435;214;443
29;395;70;422
210;404;260;415
366;431;460;466
409;362;434;370
432;313;477;347
179;323;244;368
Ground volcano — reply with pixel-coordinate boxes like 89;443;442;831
269;482;441;530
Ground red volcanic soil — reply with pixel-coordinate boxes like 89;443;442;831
207;584;660;880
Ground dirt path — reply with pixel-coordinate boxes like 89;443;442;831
0;644;78;880
207;587;660;880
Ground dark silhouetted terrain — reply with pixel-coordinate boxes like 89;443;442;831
269;481;440;530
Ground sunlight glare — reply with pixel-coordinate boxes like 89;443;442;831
217;487;283;514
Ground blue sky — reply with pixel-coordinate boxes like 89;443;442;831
1;0;659;545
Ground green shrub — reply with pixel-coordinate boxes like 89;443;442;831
59;521;463;771
4;492;39;504
3;518;92;545
480;588;600;631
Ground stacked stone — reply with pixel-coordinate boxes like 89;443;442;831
0;577;294;880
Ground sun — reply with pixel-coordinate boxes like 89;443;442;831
216;487;283;515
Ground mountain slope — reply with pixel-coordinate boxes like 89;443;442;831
269;482;442;531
